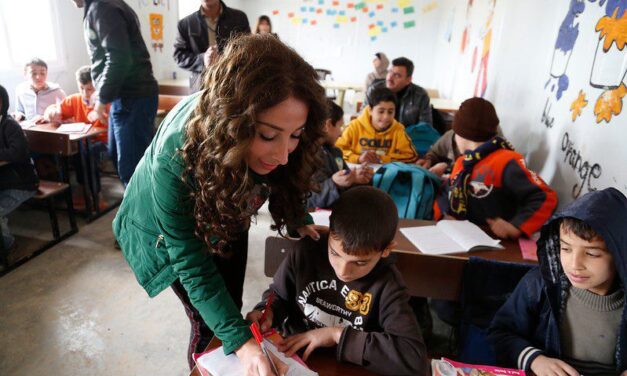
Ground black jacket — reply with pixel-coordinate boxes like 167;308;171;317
173;2;250;91
0;85;38;191
83;0;158;104
307;144;347;209
368;80;433;126
488;188;627;373
254;235;429;375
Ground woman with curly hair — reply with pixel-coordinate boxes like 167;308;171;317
113;34;327;375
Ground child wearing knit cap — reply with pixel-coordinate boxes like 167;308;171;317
489;188;627;376
433;97;558;239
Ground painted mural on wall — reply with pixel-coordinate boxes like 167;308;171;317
542;0;626;200
275;0;432;41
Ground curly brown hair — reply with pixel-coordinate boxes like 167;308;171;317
181;34;327;255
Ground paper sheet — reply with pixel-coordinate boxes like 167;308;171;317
346;162;382;172
57;122;91;133
400;220;502;255
310;210;331;227
196;339;318;376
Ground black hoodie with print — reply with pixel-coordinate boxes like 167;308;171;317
0;85;38;191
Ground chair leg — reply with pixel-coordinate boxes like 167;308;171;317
65;188;78;232
47;197;61;239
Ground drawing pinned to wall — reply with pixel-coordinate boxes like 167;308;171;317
280;0;422;41
149;13;164;52
590;1;627;123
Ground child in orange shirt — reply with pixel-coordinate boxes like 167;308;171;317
44;66;110;197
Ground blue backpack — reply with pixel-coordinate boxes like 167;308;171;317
405;122;440;157
372;162;441;219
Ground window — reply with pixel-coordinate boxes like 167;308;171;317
0;0;64;70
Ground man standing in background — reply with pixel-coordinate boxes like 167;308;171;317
71;0;158;187
174;0;250;92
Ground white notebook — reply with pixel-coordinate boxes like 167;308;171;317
196;339;318;376
57;122;91;133
400;220;503;255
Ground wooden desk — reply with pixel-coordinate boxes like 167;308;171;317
190;337;377;376
320;81;364;108
21;122;113;221
430;98;461;114
159;78;191;96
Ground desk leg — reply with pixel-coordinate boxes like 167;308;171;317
85;138;100;217
78;141;94;219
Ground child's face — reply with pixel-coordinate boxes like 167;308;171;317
324;118;344;145
370;101;395;131
246;96;307;175
559;224;616;295
78;81;96;106
328;233;391;283
258;21;271;34
26;65;48;91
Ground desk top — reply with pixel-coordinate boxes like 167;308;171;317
319;81;365;92
431;98;461;113
21;122;105;141
190;337;377;376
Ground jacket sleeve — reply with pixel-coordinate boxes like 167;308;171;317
90;6;135;104
151;152;252;355
0;119;30;163
501;158;558;237
307;177;341;209
488;268;546;371
335;123;361;164
380;128;418;163
418;92;433;126
173;19;205;74
424;130;453;166
337;270;429;375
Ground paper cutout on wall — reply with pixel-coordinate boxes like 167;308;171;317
149;13;164;52
422;1;439;14
459;0;496;97
570;90;588;121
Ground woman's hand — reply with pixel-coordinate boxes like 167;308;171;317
486;217;522;239
246;309;273;332
296;224;328;241
277;327;343;361
530;355;579;376
235;338;289;376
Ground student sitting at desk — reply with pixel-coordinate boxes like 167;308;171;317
433;97;557;240
335;87;418;165
489;188;627;375
247;187;429;375
43;66;110;204
307;100;373;209
0;84;39;251
12;58;66;123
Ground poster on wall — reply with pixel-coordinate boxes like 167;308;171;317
149;13;164;52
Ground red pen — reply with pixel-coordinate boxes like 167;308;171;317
259;291;275;329
250;321;279;375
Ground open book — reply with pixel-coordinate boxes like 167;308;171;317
432;358;525;375
57;122;92;133
400;220;503;255
194;331;318;376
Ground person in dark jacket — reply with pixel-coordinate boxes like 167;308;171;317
489;187;627;375
248;187;429;375
307;100;373;209
174;0;250;91
367;57;432;127
71;0;158;187
0;84;38;250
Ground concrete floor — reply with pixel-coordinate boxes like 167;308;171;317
0;197;275;375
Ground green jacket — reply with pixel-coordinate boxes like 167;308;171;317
112;93;252;354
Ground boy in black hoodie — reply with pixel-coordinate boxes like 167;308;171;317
0;84;39;250
247;186;429;375
489;187;627;375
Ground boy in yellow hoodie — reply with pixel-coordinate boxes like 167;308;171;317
336;87;418;164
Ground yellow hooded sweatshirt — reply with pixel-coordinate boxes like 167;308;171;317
335;106;418;164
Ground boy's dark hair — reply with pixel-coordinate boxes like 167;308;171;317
327;99;343;124
392;57;414;77
368;86;397;108
329;186;398;255
75;66;92;85
24;58;48;71
560;217;601;242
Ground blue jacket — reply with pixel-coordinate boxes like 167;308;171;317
488;187;627;372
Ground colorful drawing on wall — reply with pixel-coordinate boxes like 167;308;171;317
149;13;164;52
570;90;589;121
280;0;421;41
473;0;495;97
590;1;627;123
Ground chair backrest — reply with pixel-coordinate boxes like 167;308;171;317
264;236;301;277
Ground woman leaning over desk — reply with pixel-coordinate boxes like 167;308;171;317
113;34;327;376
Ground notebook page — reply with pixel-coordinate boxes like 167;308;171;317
57;122;91;133
436;220;502;252
196;339;318;376
399;226;464;255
